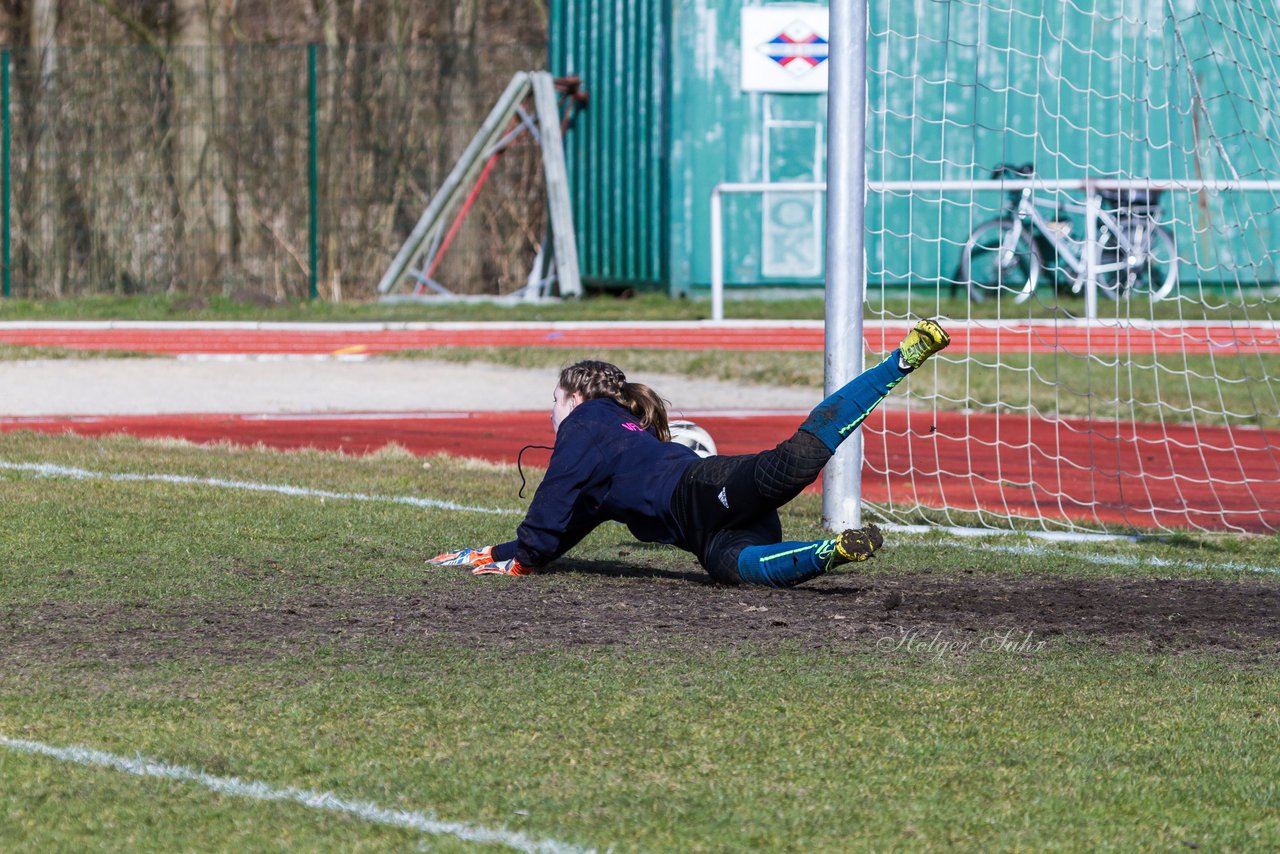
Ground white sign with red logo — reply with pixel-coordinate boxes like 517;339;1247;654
741;6;830;93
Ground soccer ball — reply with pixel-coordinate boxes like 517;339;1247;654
669;419;717;457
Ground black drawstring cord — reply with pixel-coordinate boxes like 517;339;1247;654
515;444;555;499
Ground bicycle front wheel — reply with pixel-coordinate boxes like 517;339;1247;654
1100;219;1179;301
959;219;1041;303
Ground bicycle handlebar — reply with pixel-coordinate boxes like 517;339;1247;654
989;162;1036;180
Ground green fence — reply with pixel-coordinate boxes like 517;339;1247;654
0;44;547;300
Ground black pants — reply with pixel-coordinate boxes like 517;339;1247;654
669;429;831;584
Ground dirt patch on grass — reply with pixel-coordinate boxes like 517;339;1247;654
4;568;1279;666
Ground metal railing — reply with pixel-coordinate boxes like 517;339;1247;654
709;178;1280;321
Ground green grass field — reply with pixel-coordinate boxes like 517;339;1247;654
3;432;1278;852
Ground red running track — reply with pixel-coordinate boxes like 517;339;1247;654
6;409;1277;532
2;321;1279;355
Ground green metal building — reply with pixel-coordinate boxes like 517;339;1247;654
550;0;1278;296
550;0;833;295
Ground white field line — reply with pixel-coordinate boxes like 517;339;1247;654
0;735;595;854
881;522;1136;543
0;460;521;517
894;538;1280;577
5;458;1276;578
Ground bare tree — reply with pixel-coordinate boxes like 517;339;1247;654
171;0;230;291
4;0;61;294
0;0;550;299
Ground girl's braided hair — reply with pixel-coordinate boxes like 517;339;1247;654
557;360;671;442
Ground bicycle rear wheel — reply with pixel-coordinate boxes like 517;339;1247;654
959;220;1041;303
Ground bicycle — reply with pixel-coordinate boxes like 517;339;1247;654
956;164;1179;304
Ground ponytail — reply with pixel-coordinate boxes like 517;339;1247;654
619;381;671;442
558;360;671;441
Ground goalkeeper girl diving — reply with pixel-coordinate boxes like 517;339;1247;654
430;319;949;588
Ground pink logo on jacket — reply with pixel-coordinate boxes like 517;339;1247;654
622;422;644;432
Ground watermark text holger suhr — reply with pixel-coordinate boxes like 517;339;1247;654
877;628;1048;659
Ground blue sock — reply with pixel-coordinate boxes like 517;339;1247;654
799;351;910;452
737;539;837;588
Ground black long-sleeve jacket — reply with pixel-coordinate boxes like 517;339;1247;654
492;398;699;567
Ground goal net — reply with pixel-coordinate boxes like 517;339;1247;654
860;0;1280;534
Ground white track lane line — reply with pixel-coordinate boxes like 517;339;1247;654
0;735;595;854
5;458;1277;577
0;460;520;516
